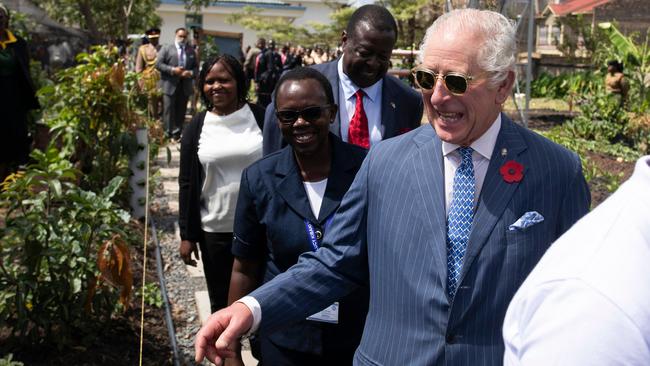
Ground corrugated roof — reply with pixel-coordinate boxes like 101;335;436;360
548;0;612;16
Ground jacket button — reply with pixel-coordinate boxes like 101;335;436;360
446;334;457;344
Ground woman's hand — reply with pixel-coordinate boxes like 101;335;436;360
180;240;200;266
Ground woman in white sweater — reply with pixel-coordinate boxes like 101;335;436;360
178;54;264;312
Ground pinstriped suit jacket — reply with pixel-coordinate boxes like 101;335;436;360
250;115;590;365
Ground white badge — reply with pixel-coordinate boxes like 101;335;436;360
306;302;339;324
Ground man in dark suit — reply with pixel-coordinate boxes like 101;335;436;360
156;27;198;140
255;39;282;108
262;5;423;155
195;9;591;366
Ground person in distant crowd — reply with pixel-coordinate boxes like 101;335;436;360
310;46;326;65
262;4;423;155
279;42;290;65
254;39;282;108
135;28;162;119
302;47;314;66
195;9;590;366
226;67;369;366
178;54;265;314
503;155;650;365
243;38;264;92
605;59;629;105
283;45;303;71
0;3;40;180
157;27;198;140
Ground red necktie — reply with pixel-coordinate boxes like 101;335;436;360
348;90;369;148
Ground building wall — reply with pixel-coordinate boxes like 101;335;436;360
157;1;346;49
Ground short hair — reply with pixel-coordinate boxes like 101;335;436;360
198;54;248;110
273;67;335;108
175;27;187;34
419;9;516;87
346;4;398;41
607;60;624;72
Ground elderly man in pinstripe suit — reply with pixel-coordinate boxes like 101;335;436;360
195;9;590;366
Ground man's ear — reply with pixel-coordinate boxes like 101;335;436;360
495;71;515;105
340;30;348;47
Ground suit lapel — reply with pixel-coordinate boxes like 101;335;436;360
458;115;528;284
411;125;449;294
317;61;342;136
380;76;399;137
274;147;319;224
318;137;359;224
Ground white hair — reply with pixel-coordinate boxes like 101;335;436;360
418;9;516;87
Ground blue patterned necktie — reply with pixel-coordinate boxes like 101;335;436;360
447;147;475;298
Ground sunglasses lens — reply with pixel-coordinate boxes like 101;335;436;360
415;70;436;90
444;74;468;94
301;106;324;122
277;111;299;123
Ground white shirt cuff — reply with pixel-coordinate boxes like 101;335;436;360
237;296;261;335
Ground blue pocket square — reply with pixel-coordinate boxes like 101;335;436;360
509;211;544;231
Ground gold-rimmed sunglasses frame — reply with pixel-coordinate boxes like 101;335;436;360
410;66;480;96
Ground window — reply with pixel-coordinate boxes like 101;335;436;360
551;25;561;45
185;14;203;30
538;25;549;45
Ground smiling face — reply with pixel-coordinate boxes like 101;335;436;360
421;28;512;146
276;79;335;156
341;21;395;88
203;61;239;116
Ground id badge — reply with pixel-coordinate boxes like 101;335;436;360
306;302;339;324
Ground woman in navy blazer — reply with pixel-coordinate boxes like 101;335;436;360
228;67;368;365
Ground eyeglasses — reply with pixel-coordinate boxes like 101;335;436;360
276;105;333;125
411;66;483;95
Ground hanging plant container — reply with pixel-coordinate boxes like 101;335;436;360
129;127;149;219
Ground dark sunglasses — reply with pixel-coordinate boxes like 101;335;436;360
411;66;482;95
276;105;333;125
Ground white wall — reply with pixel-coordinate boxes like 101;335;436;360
157;0;347;49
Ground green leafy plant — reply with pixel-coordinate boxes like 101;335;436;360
0;354;24;366
137;282;163;309
0;147;133;347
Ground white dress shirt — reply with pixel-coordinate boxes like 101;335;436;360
175;41;185;68
503;155;650;365
442;114;501;212
337;57;384;146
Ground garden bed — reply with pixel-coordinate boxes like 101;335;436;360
0;228;173;365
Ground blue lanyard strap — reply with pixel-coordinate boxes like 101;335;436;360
304;215;334;252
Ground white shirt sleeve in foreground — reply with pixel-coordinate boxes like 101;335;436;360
503;279;650;366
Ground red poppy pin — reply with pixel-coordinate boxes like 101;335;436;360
500;160;524;183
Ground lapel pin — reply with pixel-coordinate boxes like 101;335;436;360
390;102;396;109
501;148;508;157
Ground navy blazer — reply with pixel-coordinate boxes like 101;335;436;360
232;134;369;355
261;59;423;155
249;115;591;365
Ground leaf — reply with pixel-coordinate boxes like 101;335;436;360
49;179;63;198
101;176;124;199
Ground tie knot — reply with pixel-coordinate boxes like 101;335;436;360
458;147;473;164
355;89;365;99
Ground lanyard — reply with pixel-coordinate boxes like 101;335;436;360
304;215;334;252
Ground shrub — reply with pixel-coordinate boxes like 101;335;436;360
0;148;134;347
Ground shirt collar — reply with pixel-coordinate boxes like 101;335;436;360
337;56;382;103
0;30;17;50
442;113;502;160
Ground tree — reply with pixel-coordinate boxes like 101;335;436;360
224;2;352;49
32;0;161;42
379;0;443;50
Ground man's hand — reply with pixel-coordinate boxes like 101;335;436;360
195;302;254;365
180;240;199;266
172;66;184;76
181;70;193;79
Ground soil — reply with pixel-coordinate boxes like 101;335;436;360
0;225;174;366
522;112;636;207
